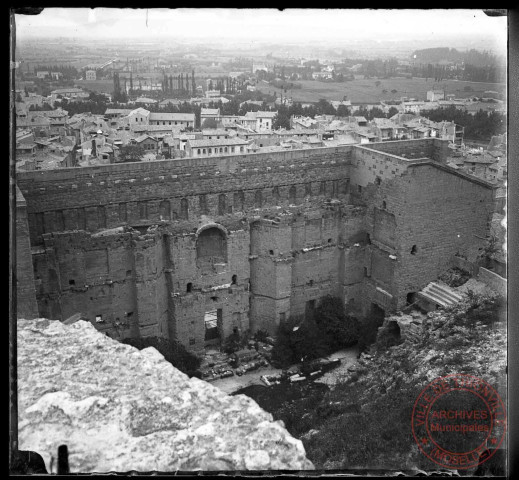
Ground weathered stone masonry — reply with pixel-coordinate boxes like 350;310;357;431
16;139;497;352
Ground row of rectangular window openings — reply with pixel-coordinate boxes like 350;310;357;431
136;119;187;126
197;147;245;155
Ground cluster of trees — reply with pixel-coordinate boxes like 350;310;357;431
53;92;111;116
271;296;360;368
272;100;399;130
117;145;146;163
410;63;505;84
31;64;78;79
409;48;506;83
121;336;201;376
412;47;503;67
421;106;506;141
206;76;246;95
360;58;400;78
161;70;197;95
27;102;54;111
256;64;317;82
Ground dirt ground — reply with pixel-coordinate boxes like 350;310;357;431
210;345;359;394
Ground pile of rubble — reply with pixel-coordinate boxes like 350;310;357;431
261;359;341;386
198;340;274;382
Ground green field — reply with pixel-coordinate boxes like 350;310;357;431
74;74;506;106
255;77;506;104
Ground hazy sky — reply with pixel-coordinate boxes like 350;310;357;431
15;8;507;50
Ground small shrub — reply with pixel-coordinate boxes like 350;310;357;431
239;328;251;349
253;329;270;343
444;335;466;350
357;315;384;354
271;315;330;368
464;292;505;327
314;295;360;349
376;334;402;351
447;352;465;365
222;332;241;354
439;267;471;287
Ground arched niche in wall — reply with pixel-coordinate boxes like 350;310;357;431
199;194;208;215
180;198;189;220
233;191;245;212
272;186;280;204
139;201;148;220
55;210;65;231
97;206;107;229
249;219;261;256
118;203;128;222
159;199;171;220
254;190;263;208
332;180;339;197
289;185;297;204
218;194;227;216
195;224;228;270
319;180;327;196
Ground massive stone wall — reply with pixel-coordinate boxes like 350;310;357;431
16;139;497;349
363;162;496;311
364;138;450;163
17;147;353;246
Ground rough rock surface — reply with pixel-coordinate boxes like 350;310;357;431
18;319;314;473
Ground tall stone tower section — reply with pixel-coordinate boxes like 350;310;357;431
15;187;39;319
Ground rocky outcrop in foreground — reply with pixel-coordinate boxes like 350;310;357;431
18;319;314;473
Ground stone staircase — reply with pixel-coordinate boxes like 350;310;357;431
417;281;464;309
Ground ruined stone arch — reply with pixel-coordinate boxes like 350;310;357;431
196;224;228;268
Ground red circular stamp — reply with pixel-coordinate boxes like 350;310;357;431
412;373;506;470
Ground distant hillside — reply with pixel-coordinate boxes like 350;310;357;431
411;47;504;67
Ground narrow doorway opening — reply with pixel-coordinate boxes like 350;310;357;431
204;309;222;345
